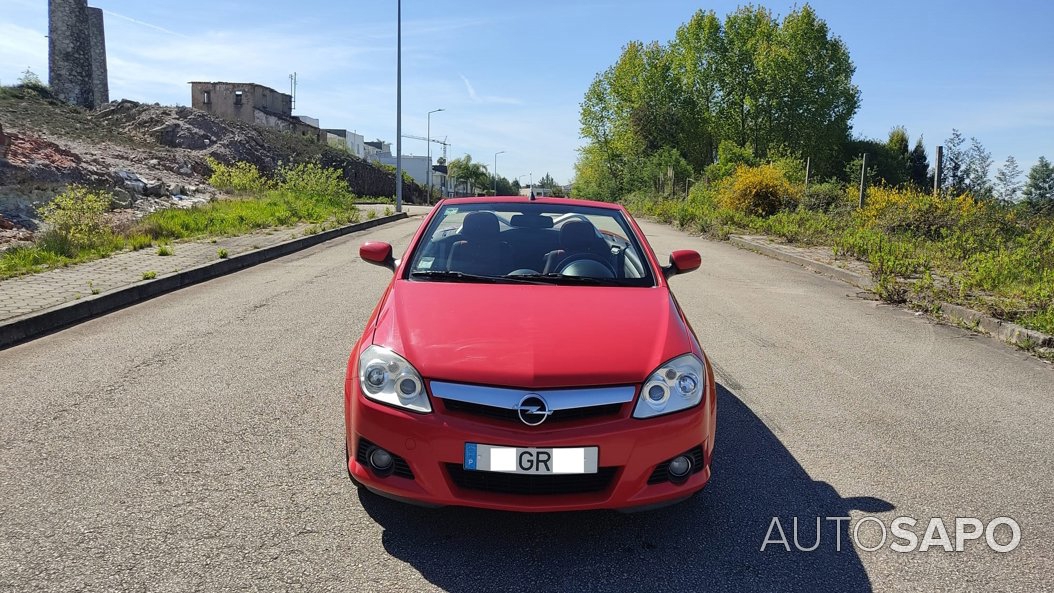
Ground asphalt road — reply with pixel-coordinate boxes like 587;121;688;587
1;211;1052;592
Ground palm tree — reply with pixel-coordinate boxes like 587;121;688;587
448;155;490;195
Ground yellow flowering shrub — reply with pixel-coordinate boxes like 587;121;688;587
716;164;798;216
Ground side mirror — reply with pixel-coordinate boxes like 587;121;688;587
360;241;396;271
663;249;701;279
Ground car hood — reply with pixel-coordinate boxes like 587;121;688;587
370;280;694;389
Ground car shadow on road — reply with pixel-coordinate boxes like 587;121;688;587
360;384;893;592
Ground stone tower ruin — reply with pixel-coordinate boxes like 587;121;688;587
48;0;108;109
86;7;108;107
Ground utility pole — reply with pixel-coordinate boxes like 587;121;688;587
426;108;443;203
858;153;868;209
933;145;944;196
395;0;403;212
493;150;506;194
804;157;811;191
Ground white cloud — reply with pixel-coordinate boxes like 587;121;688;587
458;73;522;106
459;73;480;103
101;9;190;39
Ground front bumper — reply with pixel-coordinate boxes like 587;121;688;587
344;374;717;512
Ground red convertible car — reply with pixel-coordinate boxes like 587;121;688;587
345;197;716;512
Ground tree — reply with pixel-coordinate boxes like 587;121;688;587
908;137;930;189
1022;156;1054;215
881;126;910;187
491;175;516;196
447;155;490;195
993;155;1023;205
576;4;860;199
964;137;993;200
943;129;967;194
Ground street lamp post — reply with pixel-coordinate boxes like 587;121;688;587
426;108;444;203
516;173;532;196
395;0;402;212
493;150;506;194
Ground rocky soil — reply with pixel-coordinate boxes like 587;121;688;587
0;86;420;248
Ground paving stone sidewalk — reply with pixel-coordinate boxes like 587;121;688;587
0;204;393;323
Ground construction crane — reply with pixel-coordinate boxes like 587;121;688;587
402;134;449;162
402;135;450;198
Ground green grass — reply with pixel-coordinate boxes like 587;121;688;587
217;248;229;259
0;231;128;280
1;170;361;280
134;189;360;241
631;188;1054;335
142;271;157;280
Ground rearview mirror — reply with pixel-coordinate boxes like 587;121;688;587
360;241;396;271
663;250;701;278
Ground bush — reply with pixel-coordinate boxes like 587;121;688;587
704;141;756;183
833;227;927;278
802;181;850;213
207;158;271;193
38;185;112;246
276;162;353;202
717;164;797;216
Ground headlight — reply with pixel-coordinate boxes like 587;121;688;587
633;354;705;418
358;345;431;413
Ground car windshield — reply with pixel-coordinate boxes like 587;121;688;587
405;202;656;287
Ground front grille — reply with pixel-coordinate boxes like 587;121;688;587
446;464;617;495
440;399;623;424
647;446;705;485
357;437;414;480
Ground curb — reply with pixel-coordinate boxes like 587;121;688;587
728;235;874;290
0;212;409;350
728;234;1054;354
939;302;1054;350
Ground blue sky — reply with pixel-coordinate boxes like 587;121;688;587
2;0;1052;184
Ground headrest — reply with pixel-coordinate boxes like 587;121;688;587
560;220;597;251
510;214;554;229
462;211;500;238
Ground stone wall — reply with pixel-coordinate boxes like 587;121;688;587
86;7;109;107
48;0;95;108
319;150;426;203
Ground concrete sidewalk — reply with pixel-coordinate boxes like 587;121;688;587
0;203;411;347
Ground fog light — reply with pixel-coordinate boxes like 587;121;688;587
368;448;394;475
668;455;692;481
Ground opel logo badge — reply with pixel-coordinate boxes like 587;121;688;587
516;394;552;426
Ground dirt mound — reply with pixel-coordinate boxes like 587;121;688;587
93;100;282;171
0;92;424;236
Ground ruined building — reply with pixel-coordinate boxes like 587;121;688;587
48;0;108;109
190;82;324;142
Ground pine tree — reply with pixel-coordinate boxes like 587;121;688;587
908;137;930;189
965;137;993;200
993;155;1023;205
942;129;967;194
1022;156;1054;215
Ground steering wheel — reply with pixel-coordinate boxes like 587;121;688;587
555;253;618;278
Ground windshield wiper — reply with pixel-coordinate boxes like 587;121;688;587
506;273;639;287
409;271;550;285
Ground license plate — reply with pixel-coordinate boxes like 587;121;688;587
464;443;598;474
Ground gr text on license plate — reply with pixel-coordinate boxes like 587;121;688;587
464;443;598;474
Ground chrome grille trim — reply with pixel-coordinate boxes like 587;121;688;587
429;381;636;410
